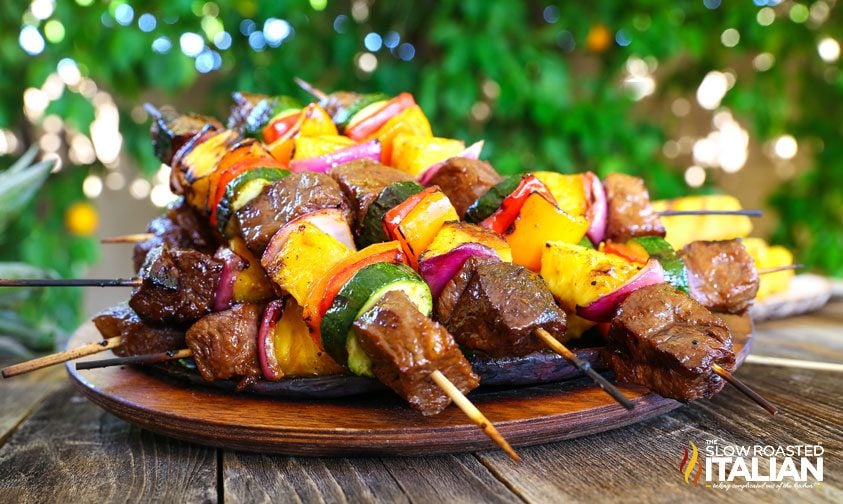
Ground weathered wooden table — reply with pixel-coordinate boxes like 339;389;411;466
1;301;841;503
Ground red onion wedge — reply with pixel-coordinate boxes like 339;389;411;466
417;140;485;185
262;208;356;268
576;259;665;322
418;242;500;297
289;140;381;173
584;171;607;246
212;247;247;311
258;298;286;381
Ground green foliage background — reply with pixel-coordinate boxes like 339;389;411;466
0;0;841;348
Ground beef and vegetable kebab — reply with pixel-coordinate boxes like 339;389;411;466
2;84;777;426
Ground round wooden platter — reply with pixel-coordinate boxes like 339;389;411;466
66;314;753;457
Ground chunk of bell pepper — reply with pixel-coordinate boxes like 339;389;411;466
383;187;459;267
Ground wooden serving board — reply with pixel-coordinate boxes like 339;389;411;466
66;315;753;456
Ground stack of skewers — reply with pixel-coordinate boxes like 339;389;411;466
1;81;787;460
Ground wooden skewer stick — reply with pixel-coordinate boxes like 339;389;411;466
293;77;328;101
758;264;803;275
73;349;522;461
429;369;521;462
2;336;122;378
101;233;155;244
143;103;162;119
657;209;763;217
712;364;778;415
0;278;141;287
534;328;635;411
76;348;194;371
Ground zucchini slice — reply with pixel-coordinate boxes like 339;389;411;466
320;262;432;375
358;181;424;247
464;175;520;224
632;236;689;294
335;93;389;131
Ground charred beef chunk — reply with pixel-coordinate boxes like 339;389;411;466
425;158;502;218
435;255;500;324
129;246;223;326
92;305;185;357
227;91;269;130
440;260;567;358
607;283;735;401
235;172;352;255
150;107;221;165
603;173;666;242
133;199;219;272
185;303;263;388
679;240;759;314
329;159;414;233
353;290;479;416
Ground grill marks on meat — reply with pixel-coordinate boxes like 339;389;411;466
133;199;219;272
353;290;479;416
439;259;567;358
680;240;759;314
92;304;184;357
129;246;223;326
185;303;263;389
329;160;414;233
235;172;352;255
606;283;735;401
425;158;502;218
603;173;666;242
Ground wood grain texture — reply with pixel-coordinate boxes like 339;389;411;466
0;384;218;504
752;300;843;363
224;451;522;504
0;364;64;446
61;315;752;457
475;363;843;503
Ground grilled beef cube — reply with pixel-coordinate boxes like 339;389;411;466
607;284;735;401
679;240;759;314
440;260;567;358
92;305;185;357
150;106;222;165
603;173;666;242
130;246;223;326
235;172;352;255
424;158;502;218
185;303;263;389
132;199;219;272
329;160;414;233
435;255;500;324
353;290;479;416
227;91;269;130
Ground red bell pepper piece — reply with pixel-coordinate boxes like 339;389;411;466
262;110;301;144
480;175;557;235
345;93;416;141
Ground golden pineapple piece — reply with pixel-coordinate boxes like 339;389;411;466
652;195;753;249
533;171;588;217
742;237;794;299
391;135;465;176
271;299;344;377
420;222;513;263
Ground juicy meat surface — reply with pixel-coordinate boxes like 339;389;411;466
133;199;219;272
92;304;185;357
607;283;735;401
425;158;502;218
129;246;223;326
441;260;568;357
329;159;414;233
603;173;666;242
235;172;352;255
435;255;500;324
679;239;759;314
185;303;263;388
353;290;479;416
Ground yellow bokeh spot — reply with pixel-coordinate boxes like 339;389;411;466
65;201;99;236
586;24;612;53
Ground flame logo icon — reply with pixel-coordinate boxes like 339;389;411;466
679;441;703;486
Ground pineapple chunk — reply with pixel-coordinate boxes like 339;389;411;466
652;195;753;249
391;135;465;176
541;241;643;311
292;135;357;161
261;222;354;306
420;222;512;263
533;172;588;217
742;237;794;299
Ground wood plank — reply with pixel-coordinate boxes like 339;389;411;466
223;450;522;503
0;384;218;503
0;365;64;447
753;300;843;363
476;364;843;503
